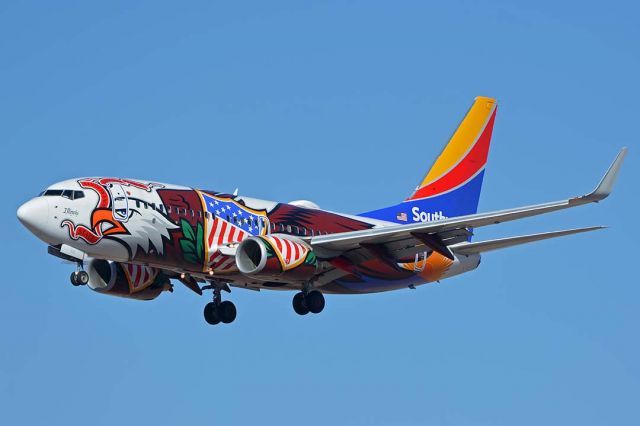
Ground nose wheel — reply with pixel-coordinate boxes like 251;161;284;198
202;282;237;325
292;290;325;315
70;270;89;286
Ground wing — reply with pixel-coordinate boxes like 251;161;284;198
450;226;605;255
310;148;626;259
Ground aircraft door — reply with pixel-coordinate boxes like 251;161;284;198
108;183;130;223
258;216;270;235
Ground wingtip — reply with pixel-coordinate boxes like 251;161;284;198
562;225;607;234
588;147;627;201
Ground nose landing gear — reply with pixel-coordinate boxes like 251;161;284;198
202;281;237;325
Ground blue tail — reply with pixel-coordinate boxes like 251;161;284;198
359;97;497;226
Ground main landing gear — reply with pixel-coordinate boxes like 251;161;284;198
202;282;237;325
292;290;325;316
70;270;89;286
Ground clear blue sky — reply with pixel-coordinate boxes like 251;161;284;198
1;1;638;425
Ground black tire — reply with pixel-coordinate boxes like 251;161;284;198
306;290;325;314
70;272;80;286
292;292;309;315
77;271;89;285
203;302;220;325
219;301;237;324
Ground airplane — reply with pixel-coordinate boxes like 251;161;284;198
16;97;627;325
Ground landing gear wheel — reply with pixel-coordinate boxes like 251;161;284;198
292;292;309;315
70;271;89;286
305;290;325;314
218;301;237;324
77;271;89;285
203;302;220;325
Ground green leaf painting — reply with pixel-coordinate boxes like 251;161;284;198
304;250;317;267
196;223;204;260
264;239;276;258
179;219;204;265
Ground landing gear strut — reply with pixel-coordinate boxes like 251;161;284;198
70;270;89;286
203;282;236;325
292;289;325;315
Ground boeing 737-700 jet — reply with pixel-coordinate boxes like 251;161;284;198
17;97;626;325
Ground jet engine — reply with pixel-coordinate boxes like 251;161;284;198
85;258;172;300
236;235;318;282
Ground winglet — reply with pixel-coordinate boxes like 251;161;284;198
574;147;627;203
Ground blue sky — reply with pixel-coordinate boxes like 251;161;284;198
1;1;638;424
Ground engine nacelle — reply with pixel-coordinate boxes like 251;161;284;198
86;259;172;300
236;234;317;282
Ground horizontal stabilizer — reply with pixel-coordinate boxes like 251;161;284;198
451;226;605;255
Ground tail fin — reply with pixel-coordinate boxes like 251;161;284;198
360;96;497;224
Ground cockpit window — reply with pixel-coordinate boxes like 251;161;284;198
41;189;85;200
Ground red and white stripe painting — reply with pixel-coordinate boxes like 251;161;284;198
123;263;158;291
265;236;310;270
205;217;247;272
208;252;236;272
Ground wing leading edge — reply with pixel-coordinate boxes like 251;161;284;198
311;148;627;253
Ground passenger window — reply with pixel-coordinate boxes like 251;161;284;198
286;225;292;233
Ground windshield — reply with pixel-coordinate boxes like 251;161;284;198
41;189;85;200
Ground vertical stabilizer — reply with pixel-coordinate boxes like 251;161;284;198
360;97;497;225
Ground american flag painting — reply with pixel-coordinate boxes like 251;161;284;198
264;236;310;270
123;263;158;292
200;193;268;272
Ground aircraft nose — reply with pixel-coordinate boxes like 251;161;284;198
17;197;49;235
